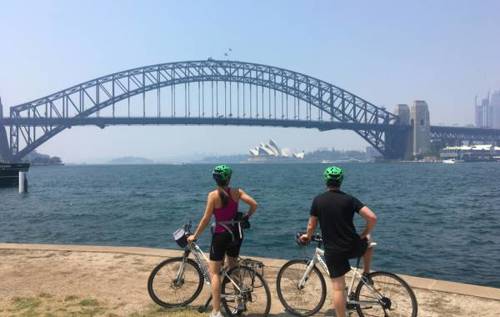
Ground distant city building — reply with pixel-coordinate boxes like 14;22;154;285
491;90;500;129
475;96;487;128
475;91;500;128
249;139;304;160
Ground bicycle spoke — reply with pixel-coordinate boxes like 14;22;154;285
355;272;417;317
276;260;326;316
222;266;270;317
148;258;203;307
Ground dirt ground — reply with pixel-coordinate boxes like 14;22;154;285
0;248;499;316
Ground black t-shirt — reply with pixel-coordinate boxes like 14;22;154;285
310;189;365;254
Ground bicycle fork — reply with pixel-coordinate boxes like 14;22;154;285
174;251;191;286
298;257;318;289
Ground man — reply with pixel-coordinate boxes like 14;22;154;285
300;166;377;317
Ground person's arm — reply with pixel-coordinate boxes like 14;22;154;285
358;206;377;239
188;193;215;243
239;189;258;218
300;215;318;243
300;197;319;243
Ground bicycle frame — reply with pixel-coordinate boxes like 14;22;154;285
300;246;384;307
175;242;243;298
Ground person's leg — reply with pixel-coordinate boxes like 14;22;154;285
208;233;229;315
325;253;351;317
331;276;347;317
208;260;223;314
225;236;242;271
226;255;238;270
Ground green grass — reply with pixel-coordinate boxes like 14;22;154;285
79;298;99;307
12;297;41;311
128;305;201;317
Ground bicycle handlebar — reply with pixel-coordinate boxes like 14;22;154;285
296;232;323;246
184;221;193;235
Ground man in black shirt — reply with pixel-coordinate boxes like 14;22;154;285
300;166;377;317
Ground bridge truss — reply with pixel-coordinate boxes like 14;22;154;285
431;126;500;146
2;60;402;162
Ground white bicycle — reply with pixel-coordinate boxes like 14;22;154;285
148;222;271;316
276;233;418;317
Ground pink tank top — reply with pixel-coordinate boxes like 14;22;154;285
213;188;239;234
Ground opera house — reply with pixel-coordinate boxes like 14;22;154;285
248;139;304;161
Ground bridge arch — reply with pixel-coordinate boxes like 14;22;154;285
6;60;402;161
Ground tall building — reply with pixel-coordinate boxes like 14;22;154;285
475;96;486;128
475;91;500;128
491;90;500;129
410;100;431;157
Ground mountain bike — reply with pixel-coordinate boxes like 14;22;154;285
148;222;271;316
276;233;418;317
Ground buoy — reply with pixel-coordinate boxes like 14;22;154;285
19;171;28;193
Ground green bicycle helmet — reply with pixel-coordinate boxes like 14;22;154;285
212;164;233;184
323;166;344;185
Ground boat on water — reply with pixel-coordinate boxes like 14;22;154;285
0;162;30;187
442;159;465;164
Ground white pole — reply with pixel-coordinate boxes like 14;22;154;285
19;171;28;193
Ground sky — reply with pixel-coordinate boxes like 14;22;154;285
1;0;499;163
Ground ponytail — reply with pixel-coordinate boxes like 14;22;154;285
218;187;230;208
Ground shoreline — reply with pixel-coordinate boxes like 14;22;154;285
1;242;498;299
1;243;499;316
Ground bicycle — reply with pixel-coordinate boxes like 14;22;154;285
276;233;418;317
147;222;272;316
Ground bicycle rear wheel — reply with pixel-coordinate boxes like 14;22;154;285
276;259;326;316
354;271;418;317
147;257;204;308
221;265;271;317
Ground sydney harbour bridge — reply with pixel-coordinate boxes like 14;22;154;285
1;59;499;162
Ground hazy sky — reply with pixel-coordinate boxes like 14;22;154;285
1;0;499;163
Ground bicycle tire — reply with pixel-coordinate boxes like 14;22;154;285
276;259;327;317
221;265;272;317
354;271;418;317
147;257;204;308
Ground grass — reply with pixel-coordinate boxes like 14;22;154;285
12;297;41;311
128;305;201;317
79;298;99;307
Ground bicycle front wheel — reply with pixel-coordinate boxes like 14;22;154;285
221;265;271;317
276;259;327;316
147;257;204;308
354;271;418;317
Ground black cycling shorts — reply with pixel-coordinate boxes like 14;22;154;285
209;231;242;262
324;238;368;278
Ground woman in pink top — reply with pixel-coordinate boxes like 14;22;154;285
188;165;258;317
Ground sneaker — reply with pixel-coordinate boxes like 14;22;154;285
362;272;374;286
210;311;223;317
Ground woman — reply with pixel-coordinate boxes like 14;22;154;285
187;164;258;317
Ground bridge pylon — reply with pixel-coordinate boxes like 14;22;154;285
0;98;12;162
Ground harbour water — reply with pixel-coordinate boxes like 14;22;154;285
1;163;499;287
